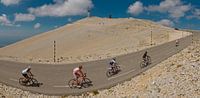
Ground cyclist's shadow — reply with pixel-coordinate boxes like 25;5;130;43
30;82;43;87
80;79;93;89
25;79;43;87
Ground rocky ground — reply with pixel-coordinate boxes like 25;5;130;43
89;41;200;98
1;38;200;98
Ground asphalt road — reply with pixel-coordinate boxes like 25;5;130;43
0;34;192;96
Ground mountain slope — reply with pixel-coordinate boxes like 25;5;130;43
0;17;190;63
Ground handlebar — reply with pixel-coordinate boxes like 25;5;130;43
84;73;86;77
29;74;34;79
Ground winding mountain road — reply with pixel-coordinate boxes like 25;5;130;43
0;34;192;96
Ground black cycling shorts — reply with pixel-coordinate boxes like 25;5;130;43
22;73;28;78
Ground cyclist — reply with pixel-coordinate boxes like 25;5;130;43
142;51;148;64
73;65;84;87
175;39;179;47
109;58;117;72
21;66;33;82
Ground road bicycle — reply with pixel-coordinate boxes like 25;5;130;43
68;73;92;89
19;75;40;87
106;63;121;77
140;55;151;68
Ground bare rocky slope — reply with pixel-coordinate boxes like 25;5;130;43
0;31;199;98
0;17;189;64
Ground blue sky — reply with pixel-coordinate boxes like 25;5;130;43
0;0;200;47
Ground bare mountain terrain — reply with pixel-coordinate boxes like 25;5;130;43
0;17;190;64
0;31;199;98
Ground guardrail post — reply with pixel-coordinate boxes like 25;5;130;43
192;33;194;43
54;40;56;62
182;32;183;37
168;31;170;41
151;31;153;45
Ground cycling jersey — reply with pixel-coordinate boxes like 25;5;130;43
22;68;29;74
73;67;81;78
110;59;116;65
73;67;79;74
143;52;148;59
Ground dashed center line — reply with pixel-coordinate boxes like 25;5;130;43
53;85;69;88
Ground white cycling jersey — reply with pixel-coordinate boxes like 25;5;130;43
110;59;116;65
22;68;29;74
109;59;116;68
111;59;116;64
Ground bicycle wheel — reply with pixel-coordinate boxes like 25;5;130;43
82;78;92;88
31;78;39;87
19;78;26;86
106;69;113;77
68;79;77;88
147;56;151;65
116;65;121;72
140;61;145;68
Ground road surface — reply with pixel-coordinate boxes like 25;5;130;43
0;34;192;96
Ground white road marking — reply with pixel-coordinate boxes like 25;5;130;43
108;69;135;80
9;78;18;82
53;85;69;88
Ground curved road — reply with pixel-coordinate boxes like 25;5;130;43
0;34;192;96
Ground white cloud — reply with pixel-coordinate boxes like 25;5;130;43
34;23;41;29
68;18;72;22
53;0;64;4
28;0;93;17
146;0;191;19
157;19;174;27
0;14;21;27
127;1;143;16
15;24;21;27
54;25;58;28
0;14;12;26
14;13;35;22
194;9;200;16
0;0;21;6
187;9;200;19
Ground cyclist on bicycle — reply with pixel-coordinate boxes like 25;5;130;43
175;39;179;47
21;66;33;82
109;58;117;72
73;65;84;87
143;51;148;62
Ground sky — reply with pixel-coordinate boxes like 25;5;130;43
0;0;200;47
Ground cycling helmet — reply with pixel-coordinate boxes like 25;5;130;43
79;65;83;69
28;65;31;69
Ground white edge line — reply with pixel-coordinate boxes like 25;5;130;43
9;78;18;82
108;69;135;80
53;85;69;88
